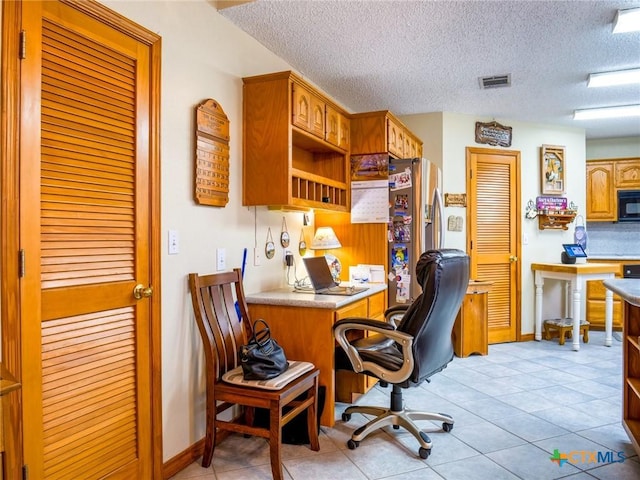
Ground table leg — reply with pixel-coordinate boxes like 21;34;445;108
571;279;582;351
604;287;613;347
534;273;543;341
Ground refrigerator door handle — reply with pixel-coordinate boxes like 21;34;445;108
433;187;445;249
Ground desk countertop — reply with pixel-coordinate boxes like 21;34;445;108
603;279;640;307
531;262;618;274
245;283;387;309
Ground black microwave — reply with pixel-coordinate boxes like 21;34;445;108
618;190;640;222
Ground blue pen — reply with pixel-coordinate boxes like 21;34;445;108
236;248;248;320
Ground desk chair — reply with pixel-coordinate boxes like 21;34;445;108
334;249;469;459
189;269;320;479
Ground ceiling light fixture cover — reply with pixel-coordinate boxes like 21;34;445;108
574;104;640;120
588;68;640;87
613;7;640;33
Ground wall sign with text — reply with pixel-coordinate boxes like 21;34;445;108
475;121;512;147
195;99;230;207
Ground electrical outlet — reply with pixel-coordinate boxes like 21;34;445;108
253;247;261;266
216;248;226;271
284;250;294;266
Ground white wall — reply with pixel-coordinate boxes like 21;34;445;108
101;0;313;462
401;112;586;336
586;137;640;160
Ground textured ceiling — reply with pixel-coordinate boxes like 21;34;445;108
219;0;640;140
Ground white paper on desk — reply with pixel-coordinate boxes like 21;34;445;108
351;180;388;224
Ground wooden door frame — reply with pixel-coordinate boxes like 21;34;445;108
466;146;522;343
1;1;163;478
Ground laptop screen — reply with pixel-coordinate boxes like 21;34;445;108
303;256;337;291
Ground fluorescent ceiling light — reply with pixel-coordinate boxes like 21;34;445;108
588;68;640;87
574;104;640;120
613;7;640;33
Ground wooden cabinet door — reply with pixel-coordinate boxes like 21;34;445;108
292;83;312;131
293;83;324;138
325;104;340;146
338;112;350;151
615;158;640;188
387;117;404;158
310;95;325;138
326;105;350;151
586;162;615;220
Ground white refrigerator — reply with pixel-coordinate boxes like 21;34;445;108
387;157;443;307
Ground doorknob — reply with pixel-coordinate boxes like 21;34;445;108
509;255;518;262
133;284;153;299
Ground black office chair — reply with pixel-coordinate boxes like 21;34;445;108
333;249;469;459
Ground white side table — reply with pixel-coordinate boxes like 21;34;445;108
531;262;617;351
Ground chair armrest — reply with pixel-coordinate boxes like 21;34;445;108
384;304;409;317
333;317;414;383
384;304;408;326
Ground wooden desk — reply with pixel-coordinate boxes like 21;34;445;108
531;262;617;351
246;284;387;427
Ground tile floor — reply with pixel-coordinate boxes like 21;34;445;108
170;331;640;480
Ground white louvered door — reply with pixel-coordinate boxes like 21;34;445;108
20;2;160;478
466;147;521;344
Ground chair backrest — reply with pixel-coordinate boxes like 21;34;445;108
396;249;469;385
188;269;253;381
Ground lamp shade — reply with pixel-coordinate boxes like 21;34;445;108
310;227;341;250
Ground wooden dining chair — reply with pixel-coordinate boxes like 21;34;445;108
188;268;320;479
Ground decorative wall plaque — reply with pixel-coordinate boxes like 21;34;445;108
444;193;467;207
475;121;512;147
540;144;565;195
195;99;230;207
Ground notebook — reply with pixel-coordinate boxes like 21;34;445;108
301;256;369;296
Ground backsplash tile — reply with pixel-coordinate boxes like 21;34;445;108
585;222;640;256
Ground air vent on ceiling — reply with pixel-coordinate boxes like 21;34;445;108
479;74;511;89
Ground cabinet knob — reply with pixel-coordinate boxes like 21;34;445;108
509;255;518;262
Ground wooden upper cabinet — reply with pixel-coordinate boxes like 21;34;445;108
586;161;616;221
350;110;423;158
615;158;640;188
242;71;349;211
292;83;324;138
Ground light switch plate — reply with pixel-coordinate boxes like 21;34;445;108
253;247;262;266
168;230;179;255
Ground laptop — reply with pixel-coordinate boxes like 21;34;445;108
301;256;369;296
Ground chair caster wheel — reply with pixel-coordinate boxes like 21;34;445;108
443;422;454;432
342;412;352;422
419;447;430;459
347;439;359;450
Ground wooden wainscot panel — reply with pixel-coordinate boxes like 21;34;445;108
195;99;230;207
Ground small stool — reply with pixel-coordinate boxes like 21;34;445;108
543;318;589;346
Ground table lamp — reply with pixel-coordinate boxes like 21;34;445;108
310;226;342;281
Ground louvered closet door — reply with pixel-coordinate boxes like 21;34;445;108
466;148;521;344
21;2;158;478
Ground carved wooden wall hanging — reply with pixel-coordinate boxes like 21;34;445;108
195;99;230;206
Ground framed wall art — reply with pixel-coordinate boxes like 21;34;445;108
540;144;565;195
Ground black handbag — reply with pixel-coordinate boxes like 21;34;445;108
240;319;289;380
